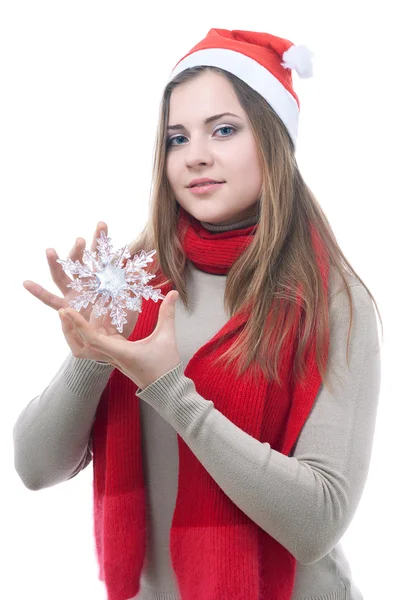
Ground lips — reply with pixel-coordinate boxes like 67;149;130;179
188;179;224;188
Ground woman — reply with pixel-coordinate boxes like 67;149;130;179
15;28;382;600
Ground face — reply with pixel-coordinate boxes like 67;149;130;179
165;70;263;226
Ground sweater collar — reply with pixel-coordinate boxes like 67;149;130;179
199;202;260;234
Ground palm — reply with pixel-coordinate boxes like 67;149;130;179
87;306;138;340
87;314;127;361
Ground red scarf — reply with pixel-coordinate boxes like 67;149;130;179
91;207;330;600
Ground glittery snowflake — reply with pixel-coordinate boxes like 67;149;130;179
56;231;165;333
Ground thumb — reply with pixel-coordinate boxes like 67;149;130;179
168;290;179;312
150;290;178;338
163;290;179;325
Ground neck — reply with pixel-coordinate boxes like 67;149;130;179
200;203;260;233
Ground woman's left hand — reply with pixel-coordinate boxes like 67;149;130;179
58;290;182;390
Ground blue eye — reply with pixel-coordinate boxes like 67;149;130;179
217;126;235;137
167;135;187;147
166;125;236;148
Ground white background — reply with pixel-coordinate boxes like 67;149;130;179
2;1;399;598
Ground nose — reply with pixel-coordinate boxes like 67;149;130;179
184;136;213;169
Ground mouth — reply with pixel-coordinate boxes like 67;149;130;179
188;180;225;188
188;181;225;195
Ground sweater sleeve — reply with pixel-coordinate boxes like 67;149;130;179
135;284;381;565
13;353;114;490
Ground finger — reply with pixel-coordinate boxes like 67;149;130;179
62;308;118;358
23;280;66;311
67;236;86;262
48;228;97;295
59;310;119;364
91;221;108;253
46;246;80;295
58;310;86;356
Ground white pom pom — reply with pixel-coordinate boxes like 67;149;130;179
281;44;314;79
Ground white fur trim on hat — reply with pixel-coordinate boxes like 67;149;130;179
281;45;314;79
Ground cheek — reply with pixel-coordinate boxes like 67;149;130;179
249;156;263;186
244;141;263;185
227;136;259;170
230;145;262;185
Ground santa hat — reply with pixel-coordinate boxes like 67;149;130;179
168;28;314;148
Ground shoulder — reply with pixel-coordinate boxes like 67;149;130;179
329;266;363;299
328;266;375;313
327;267;380;355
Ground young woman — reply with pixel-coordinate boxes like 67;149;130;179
15;28;382;600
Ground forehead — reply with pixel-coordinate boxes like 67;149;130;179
168;70;244;123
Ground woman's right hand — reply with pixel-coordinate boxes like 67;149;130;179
23;221;140;344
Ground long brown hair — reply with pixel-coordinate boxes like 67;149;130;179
127;65;383;391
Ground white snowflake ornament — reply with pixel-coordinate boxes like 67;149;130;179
56;231;166;333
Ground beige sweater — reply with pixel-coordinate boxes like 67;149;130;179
13;214;381;600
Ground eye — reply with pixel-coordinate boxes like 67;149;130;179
166;125;237;148
167;135;187;148
216;126;235;137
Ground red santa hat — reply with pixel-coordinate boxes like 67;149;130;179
168;28;314;148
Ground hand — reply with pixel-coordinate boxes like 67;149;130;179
23;222;139;359
58;290;181;390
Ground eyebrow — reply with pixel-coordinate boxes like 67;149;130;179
167;112;243;131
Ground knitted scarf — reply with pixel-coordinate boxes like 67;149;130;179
91;207;330;600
